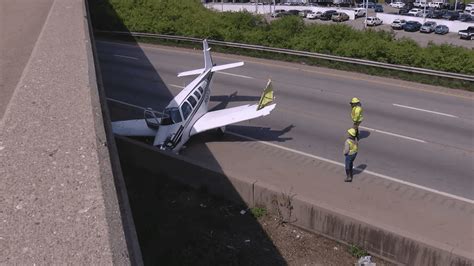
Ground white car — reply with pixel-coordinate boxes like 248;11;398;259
365;17;383;26
408;8;423;16
306;11;322;19
391;19;406;29
353;8;366;17
428;1;446;8
390;1;405;8
465;4;474;12
413;0;428;7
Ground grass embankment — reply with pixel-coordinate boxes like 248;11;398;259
89;0;474;90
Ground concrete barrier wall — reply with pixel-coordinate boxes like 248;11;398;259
115;136;472;266
376;13;473;32
205;3;356;20
0;0;141;264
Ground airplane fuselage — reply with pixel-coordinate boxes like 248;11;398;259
154;70;213;152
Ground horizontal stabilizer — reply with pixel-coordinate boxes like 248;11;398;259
211;62;244;72
177;62;245;77
112;119;157;137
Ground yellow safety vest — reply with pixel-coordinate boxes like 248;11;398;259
346;139;358;155
351;106;363;123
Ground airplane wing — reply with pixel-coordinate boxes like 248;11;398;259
191;79;276;136
112;119;157;136
190;103;276;136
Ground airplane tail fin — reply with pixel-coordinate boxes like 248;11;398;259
257;79;275;110
203;39;213;71
177;39;245;78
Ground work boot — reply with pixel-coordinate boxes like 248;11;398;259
349;169;354;182
344;169;351;182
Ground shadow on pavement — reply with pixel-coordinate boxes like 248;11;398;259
358;130;371;140
87;0;286;264
354;164;368;176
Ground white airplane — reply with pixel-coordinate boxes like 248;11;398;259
112;39;276;152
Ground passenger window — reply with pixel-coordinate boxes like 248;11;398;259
194;91;201;99
181;102;192;120
187;95;197;107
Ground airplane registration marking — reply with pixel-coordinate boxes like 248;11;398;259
114;54;139;60
359;126;426;143
393;104;458;118
226;131;474;205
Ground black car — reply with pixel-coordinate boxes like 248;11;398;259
404;21;422;31
374;4;384;12
459;14;472;22
442;11;459;20
399;8;410;15
287;10;300;16
320;10;338;20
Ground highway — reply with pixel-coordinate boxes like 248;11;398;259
96;40;474;200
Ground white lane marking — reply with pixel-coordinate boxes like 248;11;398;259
114;54;139;60
218;71;254;79
169;84;185;89
360;126;426;143
227;131;474;205
107;98;145;110
393;104;458;118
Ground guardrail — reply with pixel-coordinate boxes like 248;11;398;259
96;30;474;82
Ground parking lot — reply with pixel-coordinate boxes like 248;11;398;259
266;5;474;48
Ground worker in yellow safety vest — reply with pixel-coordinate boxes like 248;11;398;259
343;128;359;182
350;97;363;140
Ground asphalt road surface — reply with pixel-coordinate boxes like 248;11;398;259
0;0;54;119
96;40;474;200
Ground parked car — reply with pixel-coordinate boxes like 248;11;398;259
365;16;383;26
306;11;322;19
426;9;445;18
391;19;407;29
420;21;437;33
287;10;300;16
408;8;423;16
414;0;428;7
429;1;448;9
320;10;338;20
332;12;350;22
275;12;292;18
465;3;474;12
458;14;472;22
434;24;449;34
390;1;405;8
375;4;384;12
399;7;410;14
271;9;285;18
403;20;422;31
442;11;459;20
299;10;312;17
458;26;474;40
358;2;375;8
353;8;366;17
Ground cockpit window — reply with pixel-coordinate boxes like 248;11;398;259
181;102;192;120
161;107;182;125
188;95;197;108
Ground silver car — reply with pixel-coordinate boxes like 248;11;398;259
420;21;437;33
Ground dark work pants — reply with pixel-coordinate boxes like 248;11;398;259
345;153;357;172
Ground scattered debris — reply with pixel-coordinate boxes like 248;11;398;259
200;203;207;208
244;239;250;243
240;210;246;215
